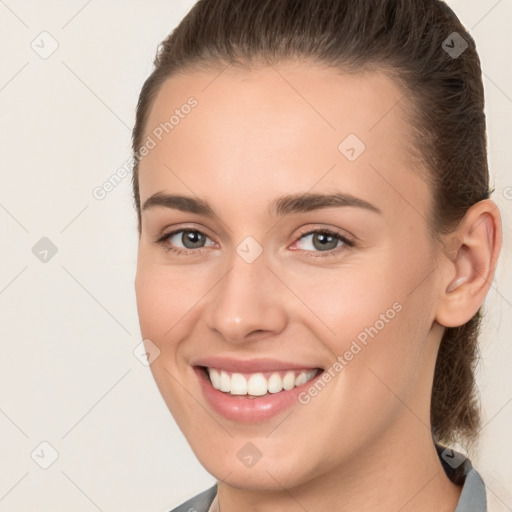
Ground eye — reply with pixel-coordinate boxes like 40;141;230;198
155;227;354;257
291;228;354;256
156;228;216;254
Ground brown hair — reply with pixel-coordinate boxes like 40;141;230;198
132;0;491;450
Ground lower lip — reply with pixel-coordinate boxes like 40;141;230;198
194;366;323;422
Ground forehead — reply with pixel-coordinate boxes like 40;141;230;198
143;62;410;147
138;63;429;223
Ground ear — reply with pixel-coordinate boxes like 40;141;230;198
435;199;502;328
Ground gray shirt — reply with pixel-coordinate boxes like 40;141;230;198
170;444;486;511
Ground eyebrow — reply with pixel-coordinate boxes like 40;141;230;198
141;191;382;217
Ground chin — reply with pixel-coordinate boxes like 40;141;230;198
196;446;323;492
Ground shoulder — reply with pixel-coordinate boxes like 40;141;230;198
169;484;218;512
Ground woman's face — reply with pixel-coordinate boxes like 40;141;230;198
135;63;446;489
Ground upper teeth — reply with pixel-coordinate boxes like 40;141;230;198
207;368;318;396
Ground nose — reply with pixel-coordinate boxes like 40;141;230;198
204;251;288;344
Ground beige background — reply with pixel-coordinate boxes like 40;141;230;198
0;0;510;510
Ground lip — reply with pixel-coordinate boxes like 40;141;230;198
193;362;324;423
191;356;322;373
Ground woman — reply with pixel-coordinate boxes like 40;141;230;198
132;0;502;510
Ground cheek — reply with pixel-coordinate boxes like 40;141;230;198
276;265;432;464
134;262;192;395
134;266;170;341
134;262;200;420
284;250;433;396
134;258;206;344
281;253;406;346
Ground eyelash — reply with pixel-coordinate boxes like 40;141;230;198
155;227;355;258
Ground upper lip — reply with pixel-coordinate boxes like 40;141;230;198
192;356;322;373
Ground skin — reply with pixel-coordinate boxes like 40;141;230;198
134;61;501;511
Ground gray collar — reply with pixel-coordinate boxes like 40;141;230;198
436;444;487;511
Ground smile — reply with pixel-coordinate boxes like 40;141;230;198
206;367;320;397
193;361;325;422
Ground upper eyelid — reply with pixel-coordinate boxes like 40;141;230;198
297;227;352;241
158;225;216;244
291;229;354;251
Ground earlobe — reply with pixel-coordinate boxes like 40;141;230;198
436;199;502;328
